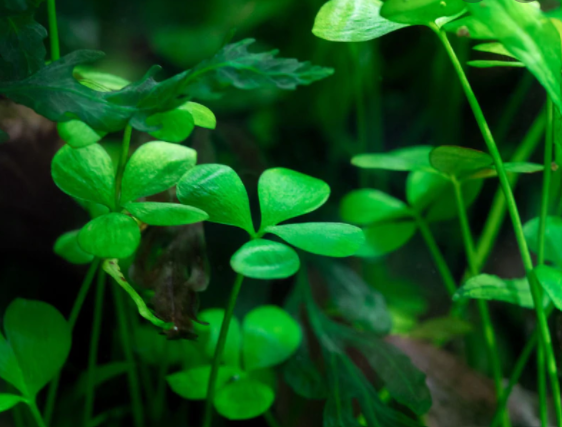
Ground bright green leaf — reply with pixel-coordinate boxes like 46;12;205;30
184;102;216;129
146;106;195;143
357;221;417;257
340;189;412;225
57;120;106;148
197;309;241;367
124;202;208;226
120;141;196;205
467;161;544;179
380;0;466;26
443;15;495;39
51;143;115;209
429;145;492;177
177;164;254;234
535;265;562;311
524;216;562;267
352;146;432;171
266;223;364;257
230;239;300;279
74;68;130;91
214;378;275;420
473;42;517;58
312;0;408;42
242;305;302;371
53;230;94;264
453;274;536;308
167;365;241;400
0;394;25;412
258;167;330;231
79;213;140;259
467;60;525;68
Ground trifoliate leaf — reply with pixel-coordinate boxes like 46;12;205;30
124;202;208;226
57;120;107;148
214;378;275;420
230;239;300;279
184;102;216;129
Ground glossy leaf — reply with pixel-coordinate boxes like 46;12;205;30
0;299;71;397
357;221;417;257
53;230;94;264
340;189;412;225
0;394;25;412
103;259;173;329
57;120;106;148
380;0;466;26
242;305;302;371
467;0;562;112
124;202;208;226
230;239;300;279
524;216;562;267
352;145;432;171
266;223;364;257
467;60;525;68
120;141;196;205
177;164;254;234
167;365;240;400
51;143;116;209
185;102;216;129
214;378;275;420
79;213;140;259
429;145;492;177
535;265;562;311
453;274;536;308
313;0;408;42
197;309;241;367
146;105;195;143
73;68;130;91
258;167;330;230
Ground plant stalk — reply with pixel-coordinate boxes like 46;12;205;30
202;273;245;427
29;401;47;427
46;0;60;61
433;27;562;426
114;125;133;209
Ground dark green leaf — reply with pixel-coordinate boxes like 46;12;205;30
167;365;241;400
0;299;71;397
146;105;195;143
120;141;196;205
51;143;116;209
340;189;412;225
357;221;417;257
230;239;300;279
78;213;140;259
429;145;492;177
535;265;562;311
352;145;432;171
467;60;525;68
124;202;208;226
283;341;328;400
0;394;25;412
258;167;330;231
57;120;107;148
453;274;536;308
53;230;95;264
214;378;275;420
312;0;408;42
242;305;302;371
196;309;241;367
177;164;254;234
380;0;466;26
324;394;362;427
524;216;562;267
408;316;472;343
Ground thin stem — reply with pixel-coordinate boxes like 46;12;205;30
151;354;170;422
112;283;145;427
434;26;562;427
414;212;457;296
264;410;282;427
202;273;245;427
114;125;133;210
44;259;101;424
451;177;509;427
29;401;47;427
84;269;106;427
46;0;60;61
538;342;548;427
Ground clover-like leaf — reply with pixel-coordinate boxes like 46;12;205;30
313;0;408;42
214;378;275;420
453;274;537;308
357;221;417;258
380;0;466;26
124;202;208;226
51;143;116;209
196;309;241;367
53;230;95;264
340;189;412;225
266;223;364;257
258;168;330;231
177;164;254;234
167;365;241;400
184;102;216;129
0;299;71;397
352;145;432;171
120;141;196;205
230;239;300;279
78;213;140;259
429;145;492;177
242;305;302;371
57;120;107;148
146;105;195;143
524;216;562;267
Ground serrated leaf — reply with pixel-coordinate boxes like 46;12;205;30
429;145;493;177
283;341;328;400
453;274;536;308
230;239;300;279
214;378;275;420
312;0;408;42
184;102;216;129
51;143;116;209
197;309;241;367
124;202;208;226
57;120;107;148
352;146;432;171
167;365;241;400
146;105;195;143
120;141;196;205
177;164;254;234
0;394;25;412
467;60;525;68
53;230;94;264
535;265;562;311
0;299;71;397
266;223;364;257
380;0;466;26
524;216;562;267
357;221;417;257
258;167;330;231
340;189;412;225
78;213;140;259
242;305;302;371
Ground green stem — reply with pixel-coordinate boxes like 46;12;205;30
112;282;145;427
46;0;60;61
151;354;170;422
114;125;132;210
29;401;47;427
264;410;282;427
538;342;548;427
44;259;101;425
202;273;245;427
451;177;509;427
434;27;562;427
413;212;457;296
84;269;106;427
